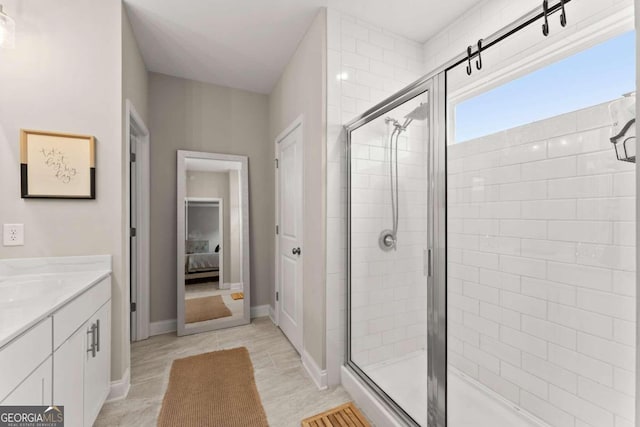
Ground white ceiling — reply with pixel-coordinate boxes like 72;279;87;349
124;0;482;94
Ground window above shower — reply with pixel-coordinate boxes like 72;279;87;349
453;31;636;144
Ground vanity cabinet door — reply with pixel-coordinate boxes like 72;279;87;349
53;329;84;427
1;356;52;405
84;301;110;427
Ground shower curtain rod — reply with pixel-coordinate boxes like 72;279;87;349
446;0;573;73
343;0;573;130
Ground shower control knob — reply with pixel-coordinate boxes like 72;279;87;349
292;247;301;255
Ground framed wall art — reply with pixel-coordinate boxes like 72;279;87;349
20;129;96;199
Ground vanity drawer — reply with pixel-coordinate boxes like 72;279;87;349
53;276;110;350
0;317;52;402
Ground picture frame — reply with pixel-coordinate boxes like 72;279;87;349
20;129;96;199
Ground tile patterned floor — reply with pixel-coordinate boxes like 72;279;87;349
95;317;351;426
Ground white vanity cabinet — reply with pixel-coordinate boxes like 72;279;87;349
54;327;85;425
2;356;53;405
83;301;111;426
0;270;111;427
0;318;53;405
53;276;111;427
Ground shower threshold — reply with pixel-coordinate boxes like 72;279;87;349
349;351;549;427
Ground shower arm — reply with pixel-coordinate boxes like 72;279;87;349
401;117;414;130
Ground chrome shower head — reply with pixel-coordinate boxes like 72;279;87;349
404;102;429;121
401;102;429;129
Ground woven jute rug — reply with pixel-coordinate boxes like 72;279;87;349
301;402;370;427
158;347;268;427
185;295;232;323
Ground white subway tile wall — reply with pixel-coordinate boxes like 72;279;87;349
326;8;425;386
447;101;636;426
326;2;637;425
350;103;429;368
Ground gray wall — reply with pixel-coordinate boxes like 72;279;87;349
122;4;149;377
186;205;220;254
123;8;148;125
186;171;231;283
269;9;327;367
0;0;126;381
149;73;271;323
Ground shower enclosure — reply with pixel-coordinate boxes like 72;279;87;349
344;1;636;426
346;76;447;426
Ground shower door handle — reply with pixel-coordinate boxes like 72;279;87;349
424;249;432;277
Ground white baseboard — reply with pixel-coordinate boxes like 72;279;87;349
302;350;328;391
106;368;130;402
230;282;243;291
250;304;270;318
150;319;177;336
150;305;268;335
219;282;231;290
268;305;276;324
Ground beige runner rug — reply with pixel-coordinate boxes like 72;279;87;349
185;295;232;323
158;347;269;427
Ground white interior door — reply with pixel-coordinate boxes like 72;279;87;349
277;123;303;353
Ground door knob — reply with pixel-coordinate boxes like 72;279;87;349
292;247;301;255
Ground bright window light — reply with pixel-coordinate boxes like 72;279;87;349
454;31;636;143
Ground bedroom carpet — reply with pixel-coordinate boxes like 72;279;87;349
158;347;268;427
185;295;232;323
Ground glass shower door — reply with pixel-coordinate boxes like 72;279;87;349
345;78;446;426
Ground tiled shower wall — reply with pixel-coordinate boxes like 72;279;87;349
447;100;636;427
350;111;428;368
326;0;636;397
325;8;425;385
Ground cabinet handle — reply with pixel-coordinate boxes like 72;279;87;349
86;323;97;358
96;319;100;353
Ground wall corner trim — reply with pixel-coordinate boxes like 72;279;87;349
250;304;270;319
302;349;328;391
268;305;277;325
106;367;130;402
149;319;177;336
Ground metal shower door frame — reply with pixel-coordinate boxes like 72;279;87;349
344;71;448;427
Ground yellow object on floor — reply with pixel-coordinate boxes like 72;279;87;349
301;402;370;427
231;292;244;300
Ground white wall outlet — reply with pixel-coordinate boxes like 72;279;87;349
3;224;24;246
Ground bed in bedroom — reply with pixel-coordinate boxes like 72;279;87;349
185;240;220;281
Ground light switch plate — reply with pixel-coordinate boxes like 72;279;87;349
3;224;24;246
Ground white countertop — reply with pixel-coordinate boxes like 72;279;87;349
0;256;111;348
